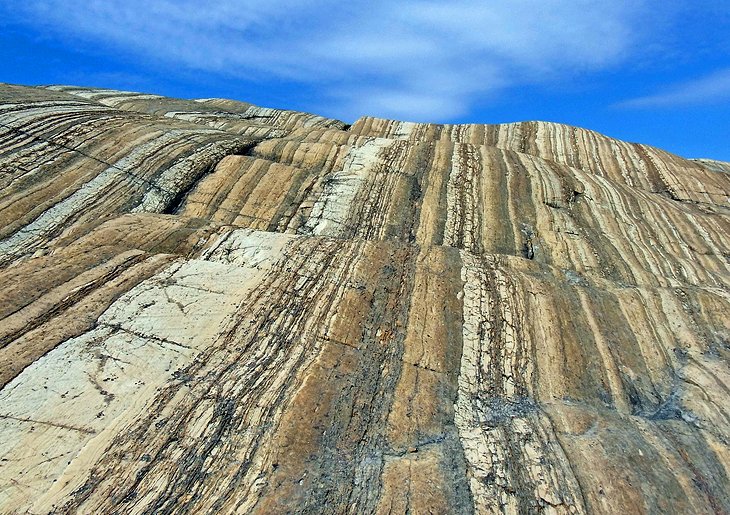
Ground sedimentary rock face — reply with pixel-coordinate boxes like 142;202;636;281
0;83;728;514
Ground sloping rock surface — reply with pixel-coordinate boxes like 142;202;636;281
1;83;728;514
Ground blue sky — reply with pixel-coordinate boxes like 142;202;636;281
1;1;729;160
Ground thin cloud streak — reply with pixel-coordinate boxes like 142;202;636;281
3;0;653;120
617;69;730;108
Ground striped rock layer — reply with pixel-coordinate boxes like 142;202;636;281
0;83;728;514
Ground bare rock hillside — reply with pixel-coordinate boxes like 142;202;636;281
1;83;728;514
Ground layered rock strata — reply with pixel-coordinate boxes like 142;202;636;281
0;83;728;514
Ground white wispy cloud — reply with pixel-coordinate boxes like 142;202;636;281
4;0;654;120
618;69;730;108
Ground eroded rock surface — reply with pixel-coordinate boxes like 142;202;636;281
1;83;728;514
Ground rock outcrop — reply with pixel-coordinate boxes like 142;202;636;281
1;83;728;514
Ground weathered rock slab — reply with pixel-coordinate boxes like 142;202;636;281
0;84;728;514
